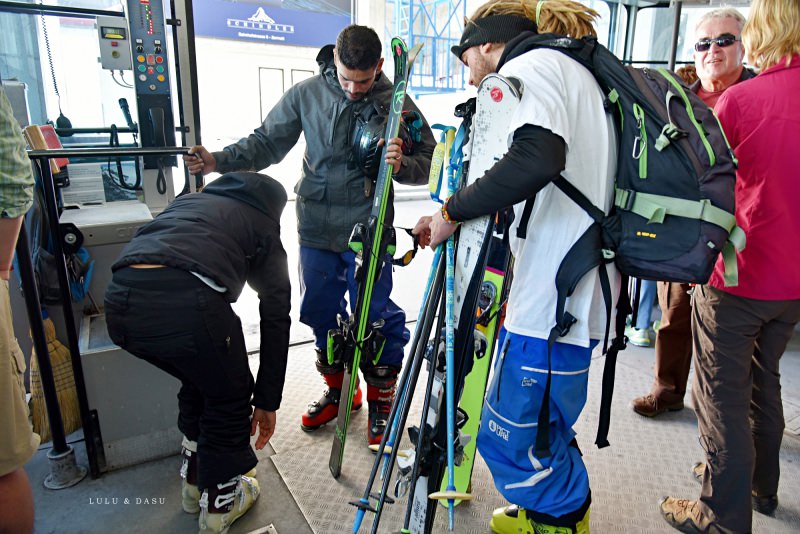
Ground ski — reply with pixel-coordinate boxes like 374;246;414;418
350;127;454;534
329;38;424;479
439;234;512;506
402;73;522;533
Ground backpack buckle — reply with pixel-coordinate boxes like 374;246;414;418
625;190;637;211
556;312;577;337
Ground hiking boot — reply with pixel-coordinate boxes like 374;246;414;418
626;326;651;347
300;372;362;431
691;463;778;516
489;505;590;534
198;475;260;534
630;394;684;417
659;497;721;533
751;493;778;517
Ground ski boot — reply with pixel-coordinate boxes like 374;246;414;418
198;474;260;534
181;437;201;514
181;437;258;514
301;349;362;431
490;505;590;534
364;365;399;446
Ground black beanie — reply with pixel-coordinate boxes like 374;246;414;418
451;14;538;59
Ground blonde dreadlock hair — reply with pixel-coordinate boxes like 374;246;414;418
470;0;599;39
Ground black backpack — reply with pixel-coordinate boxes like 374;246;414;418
497;32;746;457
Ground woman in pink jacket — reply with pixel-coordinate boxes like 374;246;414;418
660;0;800;532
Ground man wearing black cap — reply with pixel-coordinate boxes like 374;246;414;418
413;1;616;533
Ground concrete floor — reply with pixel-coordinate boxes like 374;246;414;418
21;197;800;533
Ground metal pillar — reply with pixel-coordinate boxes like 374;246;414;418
388;0;466;94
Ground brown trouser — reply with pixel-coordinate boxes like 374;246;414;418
691;284;800;532
651;281;693;403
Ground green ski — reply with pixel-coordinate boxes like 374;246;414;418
328;37;423;479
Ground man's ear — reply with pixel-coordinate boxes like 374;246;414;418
375;57;384;78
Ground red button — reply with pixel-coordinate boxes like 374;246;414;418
155;56;163;64
147;55;155;64
111;41;118;47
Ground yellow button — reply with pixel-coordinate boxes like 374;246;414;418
137;55;145;63
157;75;165;82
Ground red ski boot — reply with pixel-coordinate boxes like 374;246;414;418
301;370;362;431
365;366;399;446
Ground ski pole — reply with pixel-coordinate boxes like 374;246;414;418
352;246;444;533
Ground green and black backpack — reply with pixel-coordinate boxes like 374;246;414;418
498;32;746;457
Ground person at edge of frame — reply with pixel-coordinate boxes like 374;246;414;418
660;0;800;531
0;79;39;534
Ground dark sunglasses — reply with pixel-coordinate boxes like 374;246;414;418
694;34;739;52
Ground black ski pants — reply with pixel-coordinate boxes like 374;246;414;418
104;266;257;489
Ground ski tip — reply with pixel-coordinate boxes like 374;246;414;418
408;43;424;63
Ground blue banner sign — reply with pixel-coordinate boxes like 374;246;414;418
193;0;351;48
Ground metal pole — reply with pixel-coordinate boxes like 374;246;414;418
668;0;683;71
34;159;101;478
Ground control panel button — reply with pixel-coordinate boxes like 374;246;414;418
155;56;164;64
156;65;164;73
137;55;145;63
139;74;147;81
138;65;146;72
149;84;157;91
157;75;165;82
146;54;155;65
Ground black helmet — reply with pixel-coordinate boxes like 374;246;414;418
351;110;421;180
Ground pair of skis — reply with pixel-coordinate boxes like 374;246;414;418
350;73;523;533
328;38;424;479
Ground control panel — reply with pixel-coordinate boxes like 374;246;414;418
127;0;176;167
97;15;133;71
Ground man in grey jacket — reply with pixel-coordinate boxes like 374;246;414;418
184;25;435;446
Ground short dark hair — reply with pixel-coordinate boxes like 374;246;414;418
336;25;382;70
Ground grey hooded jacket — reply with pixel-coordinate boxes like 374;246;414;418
212;44;436;252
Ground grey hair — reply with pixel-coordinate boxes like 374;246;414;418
695;7;747;35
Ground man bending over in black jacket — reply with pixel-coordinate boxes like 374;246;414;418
104;172;290;533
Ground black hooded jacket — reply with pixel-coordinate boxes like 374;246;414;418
112;172;291;410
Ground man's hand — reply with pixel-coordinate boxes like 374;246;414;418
183;145;216;176
250;408;276;450
413;210;458;249
381;137;405;174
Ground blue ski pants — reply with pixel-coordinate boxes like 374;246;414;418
477;328;595;518
298;246;409;366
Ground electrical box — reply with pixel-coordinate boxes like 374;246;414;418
97;15;133;71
